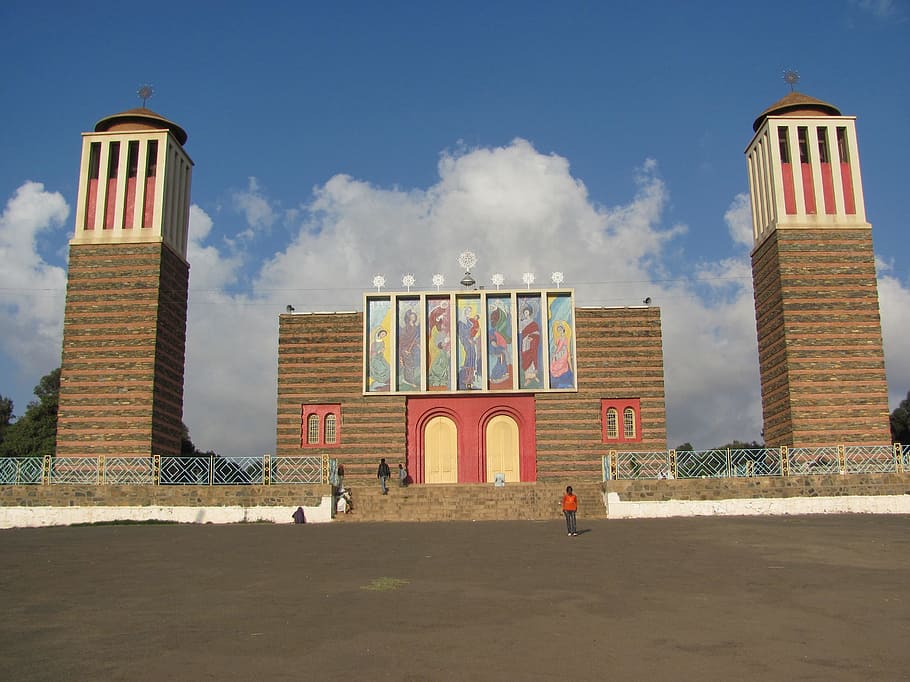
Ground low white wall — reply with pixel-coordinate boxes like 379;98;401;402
605;493;910;518
0;496;335;529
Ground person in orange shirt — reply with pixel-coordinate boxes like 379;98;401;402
562;485;578;536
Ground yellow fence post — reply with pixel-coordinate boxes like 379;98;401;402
837;444;846;475
42;455;51;485
153;454;161;485
322;454;329;484
895;443;904;474
263;454;271;485
609;450;618;480
99;456;105;485
668;449;677;479
781;446;790;476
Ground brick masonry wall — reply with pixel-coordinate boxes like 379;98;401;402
607;472;910;502
276;312;408;481
751;229;890;446
536;307;666;481
57;242;189;458
0;484;329;508
276;306;666;485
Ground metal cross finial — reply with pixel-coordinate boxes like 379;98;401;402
137;84;154;107
782;70;800;92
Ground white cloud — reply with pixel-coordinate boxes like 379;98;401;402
0;182;69;384
853;0;906;19
877;260;910;408
232;176;278;237
725;192;753;248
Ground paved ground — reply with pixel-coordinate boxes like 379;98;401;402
1;515;908;681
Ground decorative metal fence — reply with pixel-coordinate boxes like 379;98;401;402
604;444;909;481
0;455;329;486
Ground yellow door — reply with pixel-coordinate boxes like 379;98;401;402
424;416;458;483
485;415;520;482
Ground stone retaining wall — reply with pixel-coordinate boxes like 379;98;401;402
606;472;910;501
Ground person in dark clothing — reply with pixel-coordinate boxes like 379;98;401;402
377;458;391;494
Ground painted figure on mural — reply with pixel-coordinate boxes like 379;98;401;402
427;303;450;390
488;304;512;388
398;308;420;390
370;328;390;391
549;320;574;389
458;304;482;389
519;305;542;388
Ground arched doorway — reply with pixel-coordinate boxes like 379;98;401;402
424;415;458;483
485;414;520;482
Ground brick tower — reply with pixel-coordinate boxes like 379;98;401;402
745;92;890;446
56;108;193;458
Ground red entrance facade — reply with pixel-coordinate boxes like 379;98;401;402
406;395;537;483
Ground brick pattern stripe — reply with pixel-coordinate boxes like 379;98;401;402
57;242;189;457
751;229;890;446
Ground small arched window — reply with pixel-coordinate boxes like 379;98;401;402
623;408;636;439
307;414;320;444
324;414;337;444
601;399;642;443
301;405;342;448
606;408;619;439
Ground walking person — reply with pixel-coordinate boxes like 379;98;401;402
562;485;578;536
377;458;391;495
398;462;409;487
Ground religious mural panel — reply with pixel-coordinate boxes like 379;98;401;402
366;298;391;392
397;298;421;391
517;294;544;389
547;293;576;389
365;290;573;395
456;296;483;390
486;296;513;390
426;298;451;391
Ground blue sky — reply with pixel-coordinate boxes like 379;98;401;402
1;0;908;454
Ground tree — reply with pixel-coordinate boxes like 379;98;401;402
0;395;13;444
0;369;60;458
891;391;910;445
674;443;694;451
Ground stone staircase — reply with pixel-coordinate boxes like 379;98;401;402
334;481;607;522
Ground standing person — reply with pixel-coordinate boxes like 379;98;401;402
377;458;391;495
398;462;409;487
562;485;578;536
336;463;345;490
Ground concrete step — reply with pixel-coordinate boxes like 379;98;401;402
334;482;606;522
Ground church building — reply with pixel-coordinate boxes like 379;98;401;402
276;285;667;483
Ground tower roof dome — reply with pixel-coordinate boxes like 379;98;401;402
94;107;188;145
752;92;841;132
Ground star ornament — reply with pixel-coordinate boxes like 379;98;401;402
551;271;564;286
372;274;386;291
432;274;445;290
458;251;478;271
522;272;535;288
402;274;415;291
491;273;504;290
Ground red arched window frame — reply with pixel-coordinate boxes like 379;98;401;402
601;398;642;443
300;404;341;448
